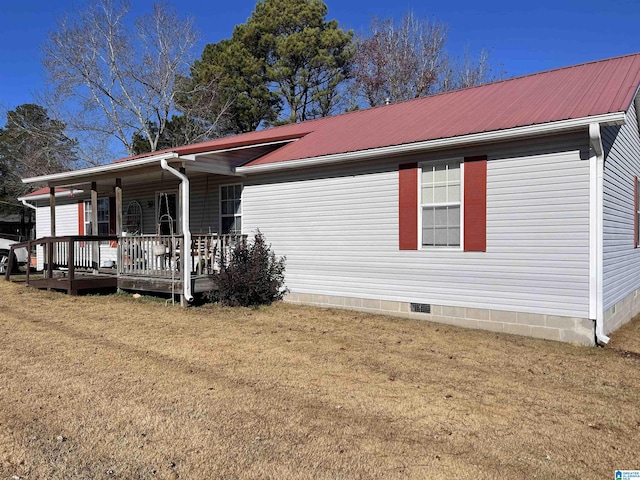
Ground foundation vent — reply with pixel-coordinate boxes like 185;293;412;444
410;303;431;314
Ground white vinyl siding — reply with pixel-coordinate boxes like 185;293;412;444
156;192;178;235
602;100;640;330
121;174;221;235
35;201;78;238
121;180;179;235
35;200;79;270
189;174;220;234
243;134;591;318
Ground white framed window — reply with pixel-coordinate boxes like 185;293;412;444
220;184;242;234
420;160;462;248
84;198;110;235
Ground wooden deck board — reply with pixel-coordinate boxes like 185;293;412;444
118;276;183;294
29;275;118;294
24;270;215;299
118;275;216;295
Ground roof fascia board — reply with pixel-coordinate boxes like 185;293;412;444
18;189;85;202
237;112;626;174
22;152;182;185
184;162;240;176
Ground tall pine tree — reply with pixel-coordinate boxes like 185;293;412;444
188;0;354;131
0;104;77;208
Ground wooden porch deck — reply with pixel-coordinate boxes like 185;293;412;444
118;274;215;295
28;271;118;295
4;233;243;299
17;271;215;297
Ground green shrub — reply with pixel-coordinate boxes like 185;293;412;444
213;230;286;307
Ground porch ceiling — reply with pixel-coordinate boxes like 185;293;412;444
41;164;181;190
181;142;292;174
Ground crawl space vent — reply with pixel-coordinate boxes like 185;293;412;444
410;303;431;314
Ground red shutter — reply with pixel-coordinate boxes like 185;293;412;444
464;156;487;252
78;201;84;236
635;176;638;248
399;163;418;250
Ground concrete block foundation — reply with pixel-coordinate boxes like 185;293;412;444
285;292;596;346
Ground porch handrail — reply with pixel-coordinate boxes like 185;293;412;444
118;233;247;278
189;233;247;275
33;235;118;281
22;233;248;281
118;234;183;278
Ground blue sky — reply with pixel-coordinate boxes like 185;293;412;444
0;0;638;113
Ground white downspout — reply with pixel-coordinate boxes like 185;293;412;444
160;159;193;303
589;122;610;344
21;200;37;210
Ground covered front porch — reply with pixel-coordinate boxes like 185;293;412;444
15;147;269;303
8;232;246;301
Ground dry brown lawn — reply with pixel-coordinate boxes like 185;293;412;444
0;281;639;479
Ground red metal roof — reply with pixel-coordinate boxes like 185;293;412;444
24;187;71;198
106;53;640;168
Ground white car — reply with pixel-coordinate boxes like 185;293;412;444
0;237;29;274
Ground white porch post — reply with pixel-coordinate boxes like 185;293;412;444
91;181;98;270
115;178;123;236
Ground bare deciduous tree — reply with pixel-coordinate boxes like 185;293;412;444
42;0;223;161
350;12;501;107
441;47;495;92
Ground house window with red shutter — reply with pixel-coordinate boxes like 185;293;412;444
398;155;486;251
420;160;461;248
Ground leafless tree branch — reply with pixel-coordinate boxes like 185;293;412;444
42;0;225;160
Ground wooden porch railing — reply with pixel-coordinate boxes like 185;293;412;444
4;233;248;295
118;233;247;277
189;233;247;275
4;233;247;284
36;235;118;277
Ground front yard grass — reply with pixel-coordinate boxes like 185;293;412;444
0;281;638;479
